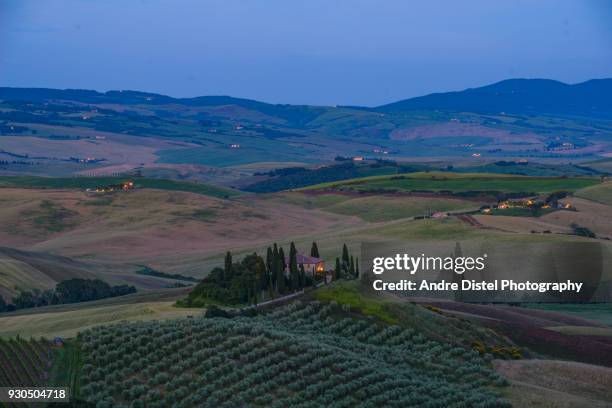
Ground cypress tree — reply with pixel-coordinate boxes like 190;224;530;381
255;255;267;298
299;264;306;288
355;257;360;277
266;246;274;296
341;244;350;271
289;242;299;291
266;247;273;275
224;251;232;283
310;242;320;258
271;244;279;290
334;257;341;280
276;257;286;295
278;247;286;271
349;256;355;277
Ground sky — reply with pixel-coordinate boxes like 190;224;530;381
0;0;611;106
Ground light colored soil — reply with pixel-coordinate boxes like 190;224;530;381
473;214;572;234
0;134;156;165
390;123;542;145
541;197;612;238
495;359;612;407
576;182;612;205
546;326;612;337
1;125;197;166
0;188;364;275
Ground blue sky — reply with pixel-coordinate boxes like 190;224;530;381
0;0;610;106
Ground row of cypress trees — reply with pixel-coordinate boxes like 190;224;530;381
333;244;359;280
262;241;319;298
185;241;359;307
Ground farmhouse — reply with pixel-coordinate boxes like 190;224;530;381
285;254;325;276
86;180;134;194
497;197;538;209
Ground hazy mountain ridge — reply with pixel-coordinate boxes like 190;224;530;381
1;78;611;119
377;78;612;118
1;79;611;171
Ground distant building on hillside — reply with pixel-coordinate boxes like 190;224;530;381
285;254;325;276
86;180;134;194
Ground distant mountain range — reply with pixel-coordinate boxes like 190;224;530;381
1;78;611;119
376;79;612;118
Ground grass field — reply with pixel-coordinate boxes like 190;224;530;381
575;182;612;205
0;246;105;301
495;359;612;408
487;207;558;217
584;158;612;174
302;172;599;195
0;187;366;277
0;300;202;338
0;176;240;199
522;303;612;326
546;326;612;336
474;196;612;239
276;193;477;222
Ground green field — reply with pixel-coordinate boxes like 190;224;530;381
0;176;240;198
157;145;313;167
487;207;558;217
0;299;201;339
277;192;476;222
326;196;476;221
303;172;599;195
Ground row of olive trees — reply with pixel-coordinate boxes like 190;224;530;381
78;301;509;407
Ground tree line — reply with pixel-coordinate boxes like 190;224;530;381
180;241;359;307
333;243;359;280
0;278;136;313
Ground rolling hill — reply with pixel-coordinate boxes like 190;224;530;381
377;79;612;118
1;80;611;179
3;78;612;119
299;172;600;195
0;246;99;301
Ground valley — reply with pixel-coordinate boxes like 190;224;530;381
1;82;611;407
